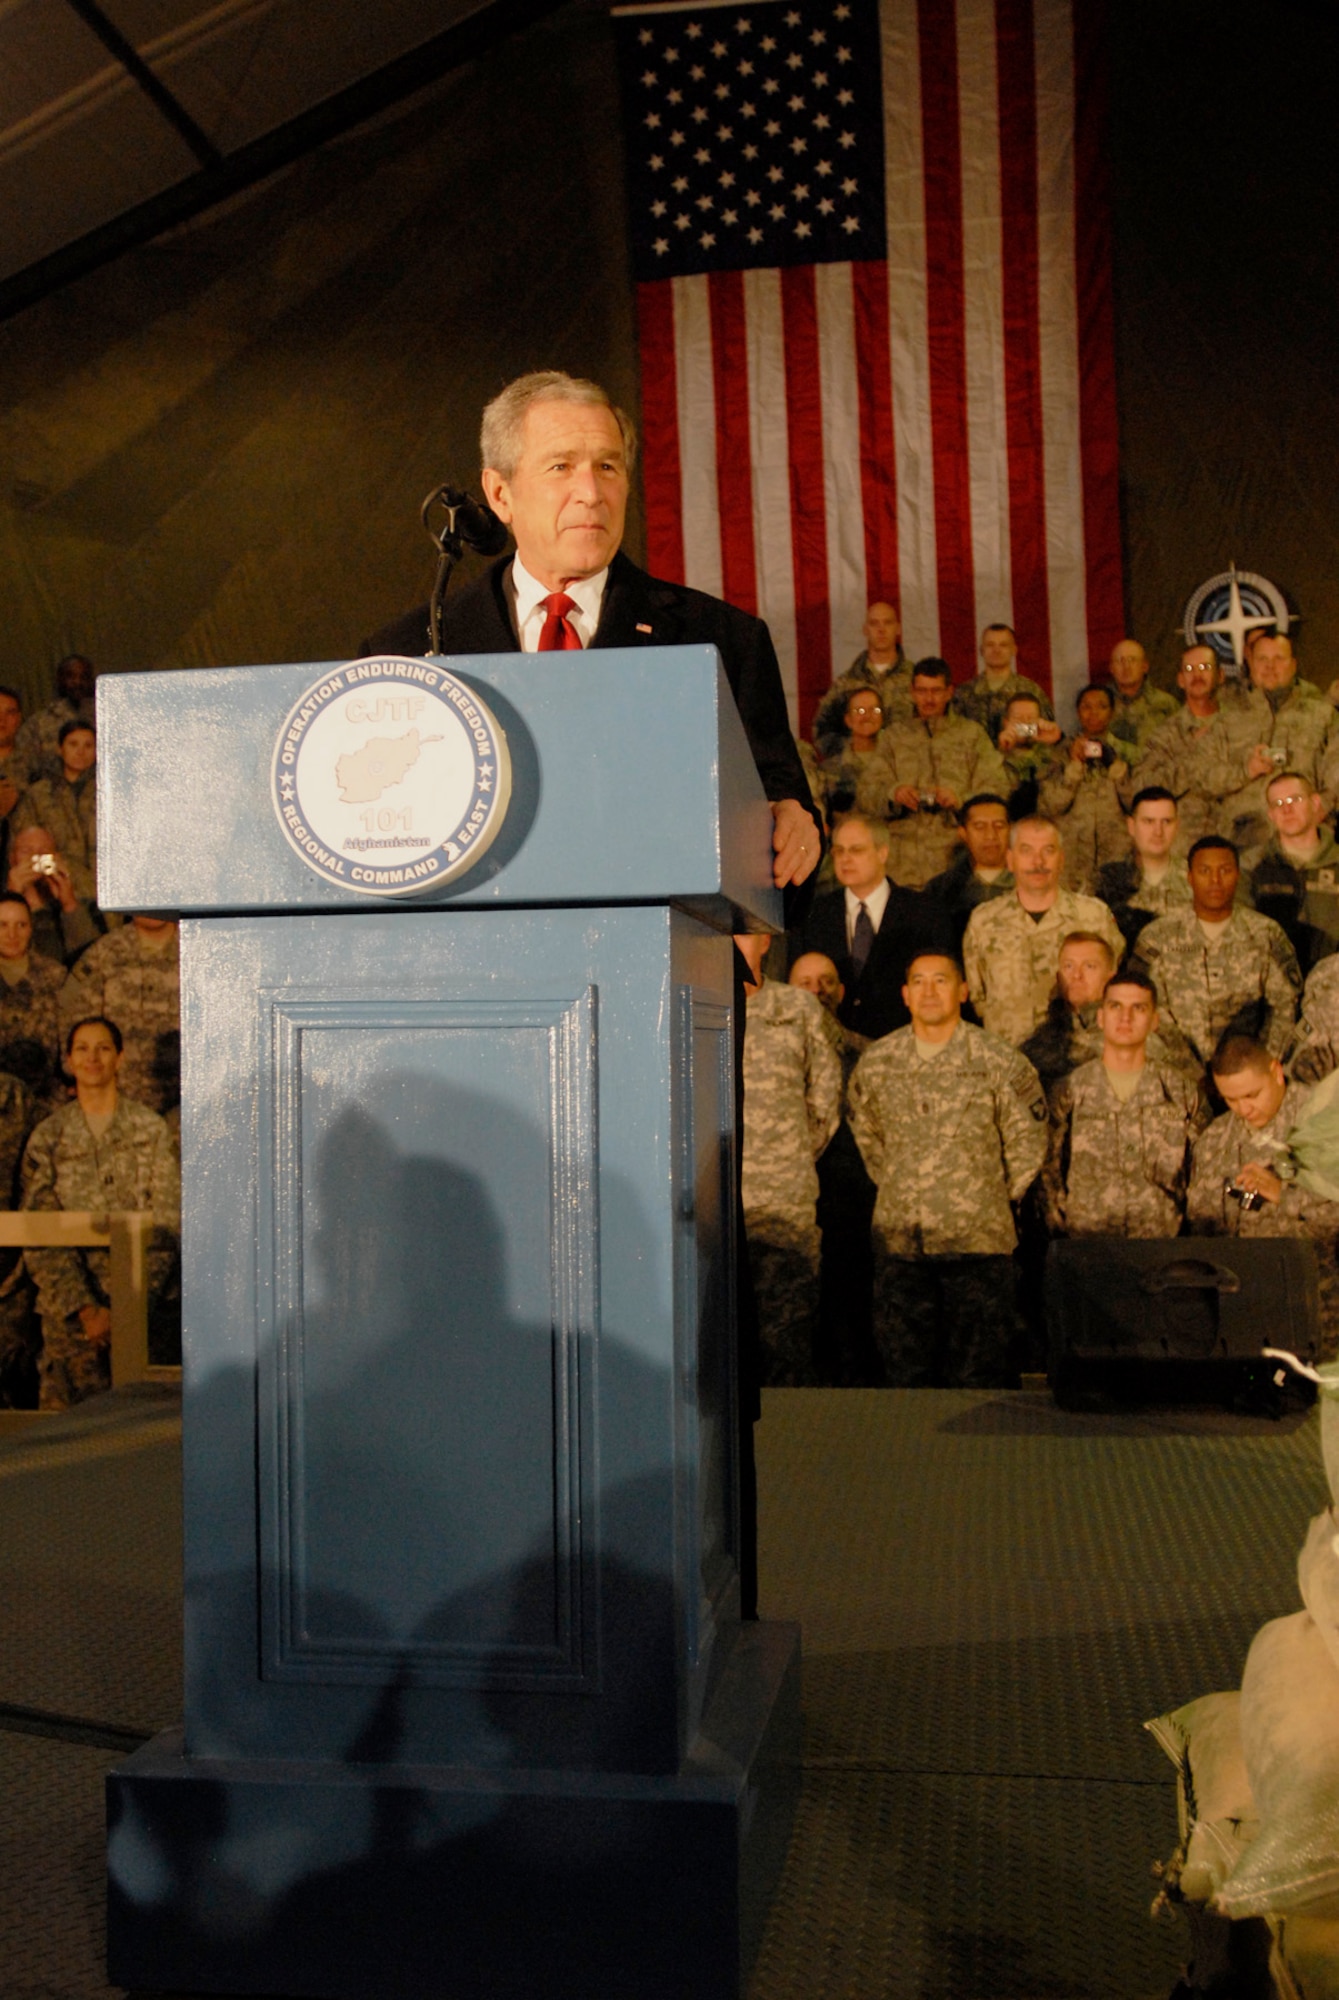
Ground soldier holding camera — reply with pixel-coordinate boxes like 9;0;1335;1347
1187;1033;1339;1358
1038;684;1135;894
881;659;1006;888
997;694;1063;816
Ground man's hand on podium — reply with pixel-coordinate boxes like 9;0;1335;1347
771;797;820;887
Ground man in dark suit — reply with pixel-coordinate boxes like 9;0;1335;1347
369;369;821;908
369;370;821;1618
789;814;949;1042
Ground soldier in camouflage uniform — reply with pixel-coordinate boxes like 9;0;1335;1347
808;687;899;834
13;720;98;904
1133;837;1301;1067
811;602;912;757
963;817;1123;1045
951;623;1054;746
0;1064;37;1406
848;949;1047;1386
1105;640;1178;767
1042;966;1206;1237
1289;953;1339;1085
0;684;36;885
1218;634;1339;859
1037;685;1134;893
1188;1035;1339;1359
922;793;1015;947
1095;786;1193;952
14;655;96;784
0;891;66;1103
1248;769;1339;971
1020;932;1117;1089
59;915;180;1114
1137;648;1259;854
882;659;1007;887
742;972;842;1385
789;952;876;1380
997;694;1064;814
21;1015;179;1409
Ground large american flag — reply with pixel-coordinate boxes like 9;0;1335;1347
613;0;1123;733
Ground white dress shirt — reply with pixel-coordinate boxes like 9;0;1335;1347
844;877;891;951
507;556;610;652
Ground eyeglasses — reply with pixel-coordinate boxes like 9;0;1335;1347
1181;664;1218;677
1269;794;1309;808
849;703;883;715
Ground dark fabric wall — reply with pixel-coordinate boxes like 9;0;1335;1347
0;0;1335;716
0;0;642;717
1108;0;1339;689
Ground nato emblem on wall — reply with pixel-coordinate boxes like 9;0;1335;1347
272;656;511;895
1183;564;1293;671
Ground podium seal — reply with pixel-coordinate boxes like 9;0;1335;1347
272;657;511;895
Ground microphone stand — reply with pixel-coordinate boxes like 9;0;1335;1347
420;486;467;657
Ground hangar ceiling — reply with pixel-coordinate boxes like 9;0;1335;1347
0;0;558;317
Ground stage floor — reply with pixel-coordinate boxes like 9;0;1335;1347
0;1384;1326;1999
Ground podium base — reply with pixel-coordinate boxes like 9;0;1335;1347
107;1622;800;2000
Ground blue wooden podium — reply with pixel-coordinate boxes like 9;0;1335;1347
98;648;800;1999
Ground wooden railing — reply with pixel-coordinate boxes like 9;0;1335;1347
0;1211;178;1386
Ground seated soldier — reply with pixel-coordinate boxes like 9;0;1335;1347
1037;683;1134;893
13;719;98;905
0;683;34;888
1041;966;1205;1237
739;940;842;1386
881;659;1007;888
952;623;1054;746
1290;953;1339;1085
963;816;1122;1045
1133;835;1301;1069
58;914;181;1116
1105;638;1178;767
0;890;65;1106
922;793;1015;946
1248;768;1339;972
1095;786;1191;951
5;823;103;966
808;687;897;834
847;949;1046;1388
1020;931;1116;1090
811;601;911;757
20;1015;179;1410
1188;1034;1339;1360
997;693;1063;816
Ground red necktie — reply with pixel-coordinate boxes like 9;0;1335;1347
538;592;582;651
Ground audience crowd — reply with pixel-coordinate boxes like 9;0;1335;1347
10;615;1339;1413
746;608;1339;1390
0;656;180;1414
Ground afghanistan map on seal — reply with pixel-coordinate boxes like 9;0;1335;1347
272;658;512;895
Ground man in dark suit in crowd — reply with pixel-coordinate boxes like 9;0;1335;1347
369;368;821;910
370;369;822;1616
789;814;947;1042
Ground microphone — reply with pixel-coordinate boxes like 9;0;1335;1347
421;483;510;558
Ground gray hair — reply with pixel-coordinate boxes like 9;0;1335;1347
480;371;638;481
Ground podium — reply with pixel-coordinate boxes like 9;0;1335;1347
98;647;800;1999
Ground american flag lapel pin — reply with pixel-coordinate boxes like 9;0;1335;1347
636;623;653;633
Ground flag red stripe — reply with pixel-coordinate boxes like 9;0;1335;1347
995;0;1052;693
853;258;900;613
636;280;686;584
780;265;832;724
916;0;976;681
1071;0;1124;657
708;270;759;616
